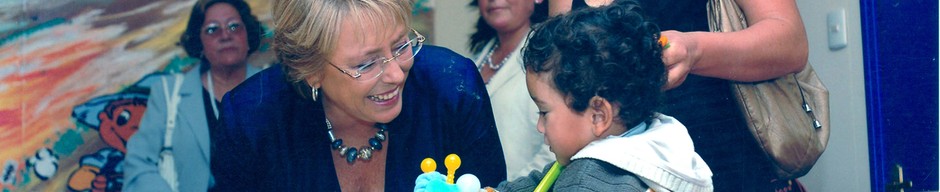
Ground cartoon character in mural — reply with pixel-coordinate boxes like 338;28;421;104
2;160;16;186
28;148;60;181
2;148;61;190
67;148;125;192
66;75;160;192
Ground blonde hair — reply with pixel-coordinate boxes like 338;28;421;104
273;0;414;84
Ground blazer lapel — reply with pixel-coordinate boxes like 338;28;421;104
177;67;212;163
179;63;263;163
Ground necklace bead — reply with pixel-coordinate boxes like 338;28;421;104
482;45;512;70
375;132;386;141
326;118;387;163
344;147;358;162
331;139;343;149
368;138;383;150
359;147;373;160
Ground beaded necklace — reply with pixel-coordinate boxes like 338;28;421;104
481;45;512;70
326;118;387;163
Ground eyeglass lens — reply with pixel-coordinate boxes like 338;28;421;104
349;30;423;81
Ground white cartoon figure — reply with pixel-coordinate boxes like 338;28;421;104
28;148;59;180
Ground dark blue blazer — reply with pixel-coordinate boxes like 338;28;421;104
211;46;507;191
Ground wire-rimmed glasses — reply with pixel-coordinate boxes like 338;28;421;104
328;28;425;81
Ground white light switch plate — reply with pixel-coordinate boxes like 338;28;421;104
827;9;847;50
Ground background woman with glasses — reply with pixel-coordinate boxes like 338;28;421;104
468;0;554;181
210;0;507;191
123;0;262;191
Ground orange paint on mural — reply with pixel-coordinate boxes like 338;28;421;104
0;38;106;161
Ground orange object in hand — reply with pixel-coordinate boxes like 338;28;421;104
658;35;670;49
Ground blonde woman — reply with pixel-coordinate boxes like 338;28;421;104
210;0;507;191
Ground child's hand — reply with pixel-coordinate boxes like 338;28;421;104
415;172;446;192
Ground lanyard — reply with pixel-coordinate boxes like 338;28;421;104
206;71;220;119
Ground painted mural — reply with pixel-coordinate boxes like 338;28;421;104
1;0;432;191
0;1;275;191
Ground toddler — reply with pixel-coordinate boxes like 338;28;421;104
499;0;713;191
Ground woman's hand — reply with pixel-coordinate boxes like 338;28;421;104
659;0;807;85
660;30;698;90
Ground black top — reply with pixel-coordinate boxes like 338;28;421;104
201;87;221;166
634;0;775;190
571;0;709;31
201;88;220;139
637;0;709;32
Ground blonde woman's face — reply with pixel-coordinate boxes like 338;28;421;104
315;21;414;124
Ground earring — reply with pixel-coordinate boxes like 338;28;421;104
312;87;319;101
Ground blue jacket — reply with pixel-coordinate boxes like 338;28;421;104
124;63;260;192
211;46;507;191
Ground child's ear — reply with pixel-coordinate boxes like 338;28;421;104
589;96;614;137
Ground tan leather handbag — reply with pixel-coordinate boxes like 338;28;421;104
706;0;831;179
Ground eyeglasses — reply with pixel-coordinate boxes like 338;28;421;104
203;21;243;36
328;28;425;81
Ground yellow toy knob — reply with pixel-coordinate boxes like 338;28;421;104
444;154;461;169
420;158;437;173
444;154;461;184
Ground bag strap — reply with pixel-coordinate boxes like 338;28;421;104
160;74;184;151
159;74;183;192
793;73;822;129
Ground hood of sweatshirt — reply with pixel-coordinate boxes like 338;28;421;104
571;113;714;192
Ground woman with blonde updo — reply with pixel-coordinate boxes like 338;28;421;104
210;0;507;191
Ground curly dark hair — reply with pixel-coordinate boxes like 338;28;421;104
468;0;549;53
179;0;262;60
523;0;665;128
